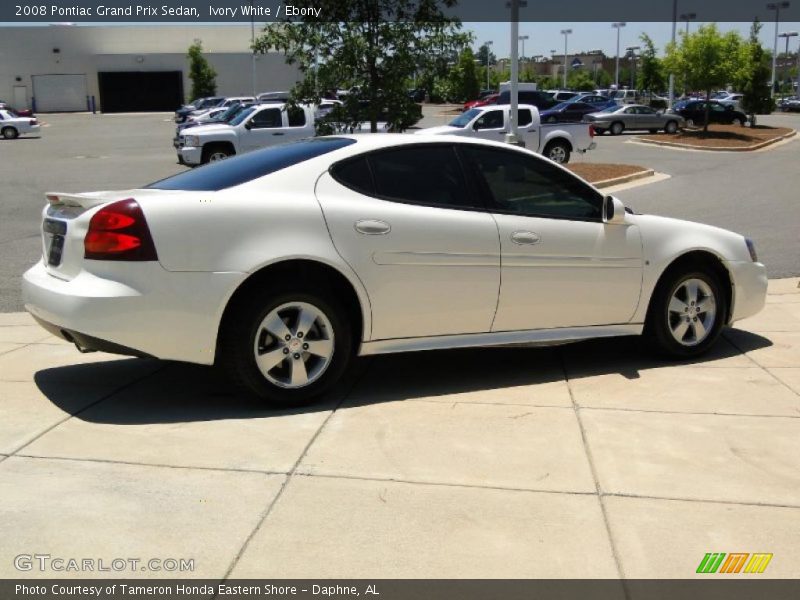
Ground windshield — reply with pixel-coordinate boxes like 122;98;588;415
229;106;257;126
215;104;244;122
449;108;482;128
549;102;571;111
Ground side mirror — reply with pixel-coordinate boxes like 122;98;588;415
603;195;627;225
244;121;253;130
473;121;481;130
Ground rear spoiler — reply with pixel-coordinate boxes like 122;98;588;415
45;191;131;210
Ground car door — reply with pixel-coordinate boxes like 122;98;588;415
621;106;640;128
241;106;284;151
282;105;312;143
315;144;501;341
459;144;643;331
636;106;661;128
471;108;506;141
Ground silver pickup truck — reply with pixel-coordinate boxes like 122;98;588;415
417;104;597;164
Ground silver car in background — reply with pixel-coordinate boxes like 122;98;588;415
584;104;684;136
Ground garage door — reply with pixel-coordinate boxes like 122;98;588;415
32;74;87;112
98;71;183;113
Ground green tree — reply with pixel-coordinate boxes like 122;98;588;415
567;70;596;91
255;1;470;133
594;68;612;88
638;33;665;93
664;24;743;132
738;20;776;125
186;40;217;101
475;43;496;69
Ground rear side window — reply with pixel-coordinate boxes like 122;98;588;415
287;107;306;127
146;138;356;191
518;109;532;126
330;157;374;195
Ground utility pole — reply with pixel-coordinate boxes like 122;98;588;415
561;29;572;89
249;0;256;97
612;22;625;89
668;0;677;108
626;46;640;91
506;0;524;145
778;31;798;97
484;40;494;91
680;12;697;36
767;2;791;97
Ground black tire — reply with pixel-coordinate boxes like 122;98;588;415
649;128;659;134
645;268;728;360
543;140;571;164
2;127;19;140
610;121;624;136
664;120;678;134
201;144;233;164
220;285;353;407
594;127;606;135
732;117;744;126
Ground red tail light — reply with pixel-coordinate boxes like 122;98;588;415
589;124;596;138
30;119;37;125
84;199;158;261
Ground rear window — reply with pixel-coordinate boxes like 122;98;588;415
146;138;356;191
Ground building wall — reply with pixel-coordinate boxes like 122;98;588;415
0;25;300;111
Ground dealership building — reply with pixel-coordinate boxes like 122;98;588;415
0;25;301;112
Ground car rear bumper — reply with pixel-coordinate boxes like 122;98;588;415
22;261;244;365
725;260;768;323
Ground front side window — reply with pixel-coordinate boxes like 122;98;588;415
474;110;504;130
368;146;474;209
250;108;282;128
449;108;481;128
461;145;603;221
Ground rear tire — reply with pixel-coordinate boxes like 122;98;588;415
610;121;624;136
732;117;743;126
594;127;606;135
2;127;19;140
645;268;728;359
220;285;353;407
543;140;571;164
664;120;678;134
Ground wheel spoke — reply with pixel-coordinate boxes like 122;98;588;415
669;297;689;314
294;307;317;337
672;319;690;341
692;318;707;341
696;297;716;314
262;312;291;340
304;338;333;358
684;281;699;305
256;348;287;373
290;357;309;386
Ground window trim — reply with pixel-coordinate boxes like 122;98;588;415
329;142;488;213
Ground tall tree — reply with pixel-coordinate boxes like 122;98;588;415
186;41;217;101
255;0;470;133
454;47;481;101
475;43;497;69
638;33;665;93
664;25;743;132
738;19;775;126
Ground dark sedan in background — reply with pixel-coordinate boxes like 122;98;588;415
540;101;608;123
668;100;748;127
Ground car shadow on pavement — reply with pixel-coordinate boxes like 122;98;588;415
33;329;772;424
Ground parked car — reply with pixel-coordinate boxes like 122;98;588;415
23;135;767;406
669;100;748;127
0;109;40;139
176;103;316;165
417;103;596;164
540;101;608;123
612;89;641;104
0;102;34;117
584;104;684;135
778;96;800;112
571;94;615;107
407;88;426;103
464;93;499;111
546;90;580;103
173;102;256;149
174;97;224;123
497;90;558;110
258;91;291;103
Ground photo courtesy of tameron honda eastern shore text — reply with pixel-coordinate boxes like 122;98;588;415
22;134;767;406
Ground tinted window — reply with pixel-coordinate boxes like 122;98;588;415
331;157;374;195
475;110;504;130
518;109;532;126
287;106;306;127
449;108;481;128
368;146;473;209
461;146;602;220
146;138;355;191
251;108;282;128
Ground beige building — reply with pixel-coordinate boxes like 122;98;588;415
0;25;300;112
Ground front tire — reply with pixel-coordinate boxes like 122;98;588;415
220;287;353;407
664;120;678;134
2;127;19;140
543;140;571;164
201;144;233;164
610;121;624;136
645;269;728;359
732;117;743;126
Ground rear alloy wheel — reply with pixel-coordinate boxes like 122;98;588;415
664;120;678;134
610;121;624;136
646;269;727;359
221;288;352;406
544;140;571;164
2;127;19;140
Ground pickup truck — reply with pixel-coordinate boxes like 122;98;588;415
177;103;316;165
416;104;596;164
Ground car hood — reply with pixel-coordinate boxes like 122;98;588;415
181;123;236;136
415;125;463;135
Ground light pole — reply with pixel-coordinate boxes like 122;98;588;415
484;40;493;91
778;31;799;97
561;29;572;89
519;34;529;62
767;2;791;97
679;12;697;36
626;46;640;91
668;0;677;108
506;0;528;145
612;22;626;89
249;0;256;97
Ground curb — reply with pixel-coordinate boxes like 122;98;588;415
635;129;796;152
592;168;655;189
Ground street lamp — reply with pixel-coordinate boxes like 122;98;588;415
612;22;626;89
626;46;640;91
668;0;677;108
249;0;256;97
484;40;493;91
679;12;697;36
561;29;572;89
519;34;529;61
778;31;799;97
767;2;791;97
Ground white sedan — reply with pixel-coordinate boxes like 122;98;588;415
23;135;767;406
0;109;40;139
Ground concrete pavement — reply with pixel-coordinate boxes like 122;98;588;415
0;279;798;579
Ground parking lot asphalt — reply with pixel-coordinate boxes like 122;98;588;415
0;277;798;579
1;107;799;313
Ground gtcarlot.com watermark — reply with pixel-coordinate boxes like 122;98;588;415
14;554;194;573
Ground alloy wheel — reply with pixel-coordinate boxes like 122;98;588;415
548;145;567;163
208;151;229;162
667;278;717;347
253;301;335;389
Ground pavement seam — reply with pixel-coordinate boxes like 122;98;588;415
0;342;32;358
216;359;373;586
559;350;629;585
578;405;800;419
604;491;800;510
2;363;166;458
723;330;800;399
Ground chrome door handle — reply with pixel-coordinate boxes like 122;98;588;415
510;231;541;245
354;219;391;235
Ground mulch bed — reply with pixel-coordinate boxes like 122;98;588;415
639;124;794;148
565;163;651;184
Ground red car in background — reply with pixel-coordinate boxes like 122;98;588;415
0;102;34;117
463;93;499;111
